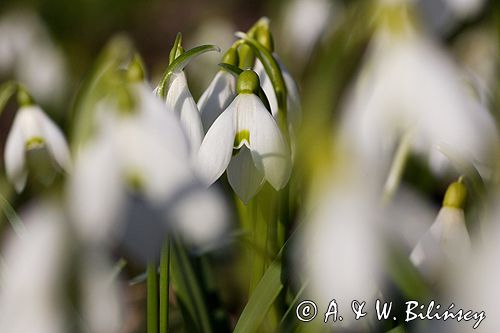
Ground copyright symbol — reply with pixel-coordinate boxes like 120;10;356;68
296;300;318;322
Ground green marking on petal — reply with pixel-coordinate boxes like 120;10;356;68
126;170;144;192
25;137;45;150
234;130;250;149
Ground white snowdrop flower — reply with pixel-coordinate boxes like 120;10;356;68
197;70;291;203
410;179;471;282
197;48;238;132
340;21;497;176
0;201;66;333
165;71;205;151
69;86;194;243
4;100;71;193
281;0;331;60
299;163;382;328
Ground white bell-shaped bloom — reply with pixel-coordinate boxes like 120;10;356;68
254;57;301;136
340;21;497;176
197;70;236;132
4;104;71;192
197;70;291;203
0;202;66;333
69;84;228;250
410;180;471;282
165;71;205;151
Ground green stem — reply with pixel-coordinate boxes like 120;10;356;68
147;263;159;333
159;240;170;333
382;131;412;205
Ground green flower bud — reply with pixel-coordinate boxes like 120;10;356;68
237;70;260;94
126;55;146;83
17;86;34;107
222;47;239;66
443;177;467;209
255;25;274;52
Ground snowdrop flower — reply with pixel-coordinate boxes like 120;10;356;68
69;81;228;250
299;161;382;328
410;178;471;283
340;11;497;176
69;86;193;243
165;70;205;151
4;95;71;193
197;69;291;203
197;48;238;131
0;201;66;333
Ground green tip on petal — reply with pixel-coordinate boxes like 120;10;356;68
237;70;260;94
234;130;250;148
16;86;34;107
443;178;467;209
222;47;239;67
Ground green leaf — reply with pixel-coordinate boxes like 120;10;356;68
156;44;220;99
170;239;212;333
218;63;272;112
169;32;183;65
233;259;283;333
0;192;26;237
160;241;171;333
0;81;17;116
147;263;159;333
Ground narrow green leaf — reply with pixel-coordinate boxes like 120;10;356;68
170;239;212;333
218;63;272;112
0;81;17;116
156;44;220;99
233;259;283;333
0;192;26;237
159;241;170;333
147;263;159;333
169;32;183;65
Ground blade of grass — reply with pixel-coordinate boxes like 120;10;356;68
160;240;171;333
147;263;159;333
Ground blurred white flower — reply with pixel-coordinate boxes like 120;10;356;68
69;83;228;250
0;10;67;104
341;23;497;176
0;202;66;333
443;0;485;18
165;72;205;151
4;104;71;192
197;70;291;203
299;165;382;328
197;70;236;132
410;180;471;282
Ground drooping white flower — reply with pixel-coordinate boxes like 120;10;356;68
0;201;66;333
197;70;237;132
69;82;228;250
165;71;205;151
197;70;291;203
4;103;71;192
340;16;497;176
410;179;471;282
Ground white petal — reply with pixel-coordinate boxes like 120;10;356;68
227;146;265;204
36;108;72;172
134;82;191;158
254;59;278;117
165;72;205;150
238;94;291;190
410;207;471;281
68;133;123;244
196;99;238;186
170;187;229;251
197;70;237;132
4;110;28;192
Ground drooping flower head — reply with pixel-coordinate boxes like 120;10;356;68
197;69;291;203
4;87;71;192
